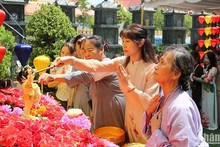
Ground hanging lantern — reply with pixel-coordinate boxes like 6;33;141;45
211;39;217;48
0;9;6;26
33;55;50;75
198;40;204;48
204;39;211;48
216;15;220;24
198;51;204;59
211;27;217;35
216;38;220;45
211;15;217;24
205;16;212;24
15;43;33;67
0;45;6;63
204;27;211;36
198;16;205;24
217;26;220;34
198;28;204;36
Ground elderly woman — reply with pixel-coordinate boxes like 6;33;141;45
140;46;208;146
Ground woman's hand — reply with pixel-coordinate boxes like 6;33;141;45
38;73;54;85
53;56;76;67
150;110;162;133
116;64;134;94
201;73;207;79
146;94;160;120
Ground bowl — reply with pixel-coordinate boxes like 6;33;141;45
94;126;125;146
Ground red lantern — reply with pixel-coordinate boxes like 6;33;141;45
14;43;33;66
198;51;204;59
211;15;216;23
0;45;6;63
0;9;6;26
216;15;220;23
217;26;220;34
216;38;220;45
211;39;217;47
198;40;204;48
198;16;205;24
198;28;204;36
211;27;217;35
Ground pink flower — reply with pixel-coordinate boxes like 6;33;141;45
0;87;118;146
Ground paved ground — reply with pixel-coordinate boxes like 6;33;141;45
203;127;220;146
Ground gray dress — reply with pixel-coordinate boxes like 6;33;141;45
73;83;91;116
64;70;125;130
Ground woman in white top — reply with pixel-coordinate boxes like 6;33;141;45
48;42;75;110
51;24;159;143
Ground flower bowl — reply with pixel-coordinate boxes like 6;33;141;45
94;126;125;146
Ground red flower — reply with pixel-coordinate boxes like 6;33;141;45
0;87;117;147
14;120;26;130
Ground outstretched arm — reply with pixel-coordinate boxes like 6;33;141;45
38;71;94;87
38;73;66;85
53;56;123;72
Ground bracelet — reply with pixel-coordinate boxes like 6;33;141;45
127;87;136;93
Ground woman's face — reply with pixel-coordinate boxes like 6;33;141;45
82;40;103;61
203;54;210;65
121;37;141;58
60;46;72;57
153;51;176;84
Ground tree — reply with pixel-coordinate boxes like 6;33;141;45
25;4;76;65
0;26;16;78
117;6;132;29
184;14;192;35
154;8;164;31
76;0;94;29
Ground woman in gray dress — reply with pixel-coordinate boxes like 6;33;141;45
69;34;91;117
38;35;125;130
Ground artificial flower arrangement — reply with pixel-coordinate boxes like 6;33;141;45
0;87;117;147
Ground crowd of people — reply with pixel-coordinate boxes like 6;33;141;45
31;23;220;146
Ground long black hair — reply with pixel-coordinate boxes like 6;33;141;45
203;51;217;71
120;23;157;67
87;35;109;52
